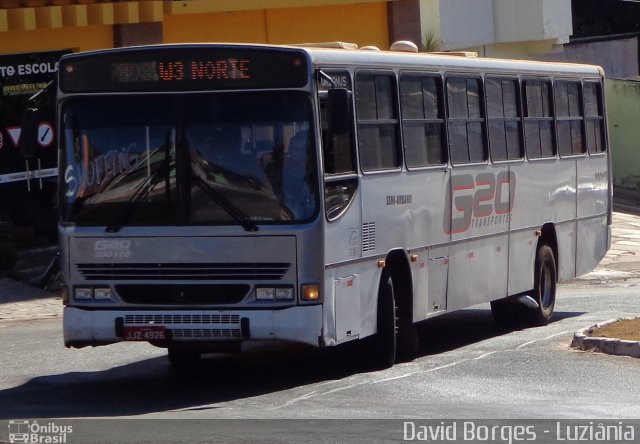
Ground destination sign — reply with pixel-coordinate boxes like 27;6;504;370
60;46;309;93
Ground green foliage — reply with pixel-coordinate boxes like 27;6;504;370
422;30;441;52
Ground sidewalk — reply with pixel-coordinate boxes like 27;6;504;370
0;208;639;322
0;277;62;322
575;211;640;285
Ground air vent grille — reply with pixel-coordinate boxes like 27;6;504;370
362;222;376;252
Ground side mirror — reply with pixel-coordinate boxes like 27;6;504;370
19;107;42;158
327;88;351;136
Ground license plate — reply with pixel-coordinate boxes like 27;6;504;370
123;326;167;341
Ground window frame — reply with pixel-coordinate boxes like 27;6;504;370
445;73;488;166
554;78;586;158
354;70;402;174
485;75;525;163
399;71;448;170
318;69;358;177
522;77;556;161
582;79;607;156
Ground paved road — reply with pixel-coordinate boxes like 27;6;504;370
1;282;640;417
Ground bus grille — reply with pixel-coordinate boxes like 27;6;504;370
124;314;240;325
116;284;250;305
171;329;242;339
76;262;290;281
124;314;242;340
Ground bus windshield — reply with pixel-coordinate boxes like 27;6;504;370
61;92;318;229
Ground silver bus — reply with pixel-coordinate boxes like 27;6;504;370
54;43;611;368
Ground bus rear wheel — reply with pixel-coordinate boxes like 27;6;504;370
528;243;557;326
490;243;557;328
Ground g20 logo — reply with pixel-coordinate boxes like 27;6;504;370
444;171;516;234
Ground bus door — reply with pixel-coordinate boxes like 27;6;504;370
319;70;363;343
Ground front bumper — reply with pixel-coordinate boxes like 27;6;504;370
63;305;323;348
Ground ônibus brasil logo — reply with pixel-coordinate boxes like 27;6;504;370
7;420;73;444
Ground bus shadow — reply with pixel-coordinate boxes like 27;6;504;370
0;309;584;419
0;341;366;419
414;308;584;356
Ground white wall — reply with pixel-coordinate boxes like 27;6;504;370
419;0;572;54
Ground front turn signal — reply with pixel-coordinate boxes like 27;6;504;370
300;284;320;302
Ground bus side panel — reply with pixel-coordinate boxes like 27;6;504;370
576;215;609;277
576;153;610;277
509;159;577;286
360;169;450;323
448;164;509;309
324;260;381;345
448;235;509;310
507;230;537;296
556;220;577;281
359;170;449;254
334;274;361;342
509;160;575;231
577;154;609;219
408;168;450;322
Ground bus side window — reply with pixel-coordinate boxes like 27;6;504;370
320;96;355;175
355;72;401;171
584;81;606;154
555;80;585;157
446;76;487;164
400;74;446;167
523;79;555;159
486;77;523;161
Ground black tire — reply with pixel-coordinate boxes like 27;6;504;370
529;243;557;325
491;243;557;328
167;347;201;369
369;271;397;369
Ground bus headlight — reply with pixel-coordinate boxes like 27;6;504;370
74;286;113;301
94;287;113;300
275;288;294;301
256;287;275;300
74;287;93;300
300;284;320;302
256;286;294;301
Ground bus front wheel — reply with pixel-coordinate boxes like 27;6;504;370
369;270;397;368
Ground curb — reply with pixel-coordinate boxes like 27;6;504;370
571;318;640;358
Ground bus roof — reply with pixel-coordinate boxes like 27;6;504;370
298;44;603;77
61;42;604;78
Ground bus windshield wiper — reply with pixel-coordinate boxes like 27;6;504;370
105;163;169;233
193;175;258;232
